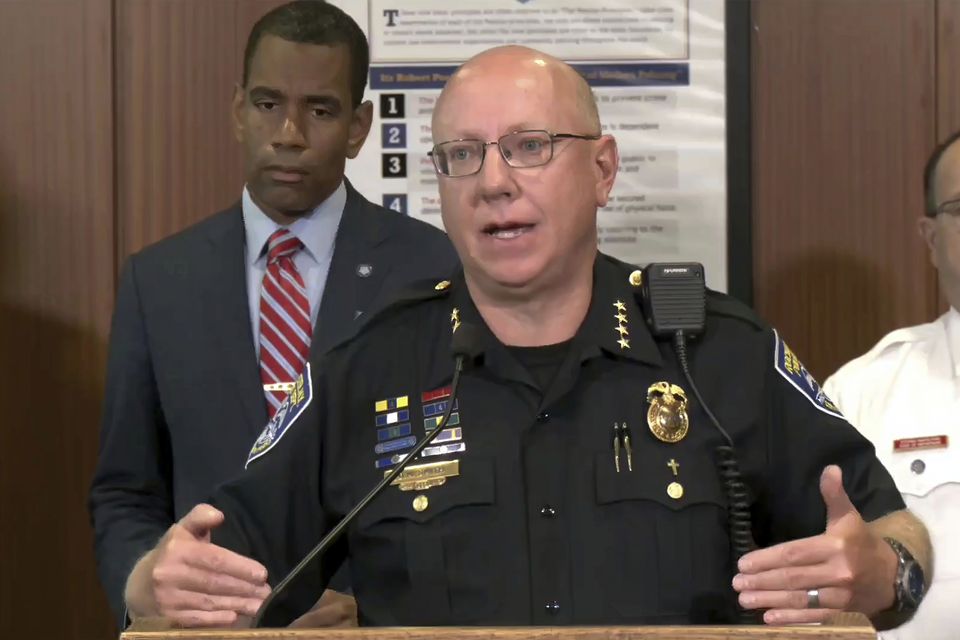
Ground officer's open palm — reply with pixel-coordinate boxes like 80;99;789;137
731;465;897;624
125;504;272;627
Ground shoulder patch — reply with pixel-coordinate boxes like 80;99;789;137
773;330;844;419
246;364;314;468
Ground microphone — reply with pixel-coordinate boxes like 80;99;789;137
641;263;758;623
252;323;480;627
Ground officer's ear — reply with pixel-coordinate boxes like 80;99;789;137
593;135;619;207
917;216;939;270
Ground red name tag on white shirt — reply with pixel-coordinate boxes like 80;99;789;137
893;435;949;452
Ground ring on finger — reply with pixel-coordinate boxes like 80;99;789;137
806;589;821;609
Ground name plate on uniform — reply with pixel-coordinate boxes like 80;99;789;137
893;435;949;452
387;460;460;491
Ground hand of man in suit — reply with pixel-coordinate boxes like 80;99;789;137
125;504;271;627
288;589;359;628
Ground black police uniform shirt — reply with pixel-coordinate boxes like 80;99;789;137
211;253;905;626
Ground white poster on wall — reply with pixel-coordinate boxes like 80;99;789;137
332;0;728;291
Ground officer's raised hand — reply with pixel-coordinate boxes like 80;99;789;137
732;465;902;624
124;504;271;627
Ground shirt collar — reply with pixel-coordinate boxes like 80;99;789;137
446;254;663;368
241;181;347;265
577;254;663;367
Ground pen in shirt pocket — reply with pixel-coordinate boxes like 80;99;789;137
613;422;622;473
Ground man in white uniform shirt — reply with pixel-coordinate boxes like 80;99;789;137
824;131;960;639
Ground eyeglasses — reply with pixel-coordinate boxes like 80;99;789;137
429;129;601;178
930;197;960;218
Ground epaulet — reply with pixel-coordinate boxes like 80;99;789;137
704;290;766;331
383;276;453;306
600;253;645;290
326;277;454;354
362;276;453;326
863;321;939;360
605;256;767;332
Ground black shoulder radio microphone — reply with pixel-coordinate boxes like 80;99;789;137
640;263;758;623
251;323;480;627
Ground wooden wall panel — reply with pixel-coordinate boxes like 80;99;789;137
116;0;286;262
938;0;960;142
937;0;960;310
0;0;116;638
751;0;940;380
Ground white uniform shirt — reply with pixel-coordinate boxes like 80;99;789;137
824;308;960;640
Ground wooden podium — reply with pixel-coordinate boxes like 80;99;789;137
121;614;877;640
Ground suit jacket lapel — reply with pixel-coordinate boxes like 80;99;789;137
203;204;268;437
312;182;392;356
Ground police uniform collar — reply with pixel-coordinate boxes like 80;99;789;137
443;256;662;368
446;269;494;361
578;253;663;367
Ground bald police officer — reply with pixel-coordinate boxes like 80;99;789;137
127;46;931;629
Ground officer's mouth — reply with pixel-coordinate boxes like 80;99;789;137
481;221;536;240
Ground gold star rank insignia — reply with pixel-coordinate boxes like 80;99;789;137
612;299;630;349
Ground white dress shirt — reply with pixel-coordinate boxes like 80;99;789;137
824;308;960;640
242;183;346;357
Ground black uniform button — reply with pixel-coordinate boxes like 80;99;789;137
540;505;557;518
536;412;550;422
544;600;561;614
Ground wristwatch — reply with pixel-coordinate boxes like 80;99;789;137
883;537;926;613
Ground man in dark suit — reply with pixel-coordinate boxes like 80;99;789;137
88;1;456;628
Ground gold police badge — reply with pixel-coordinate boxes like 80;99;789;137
646;381;689;443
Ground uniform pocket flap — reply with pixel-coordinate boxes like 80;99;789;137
357;456;495;527
594;450;726;510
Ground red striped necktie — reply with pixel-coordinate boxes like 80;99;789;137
258;228;312;417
